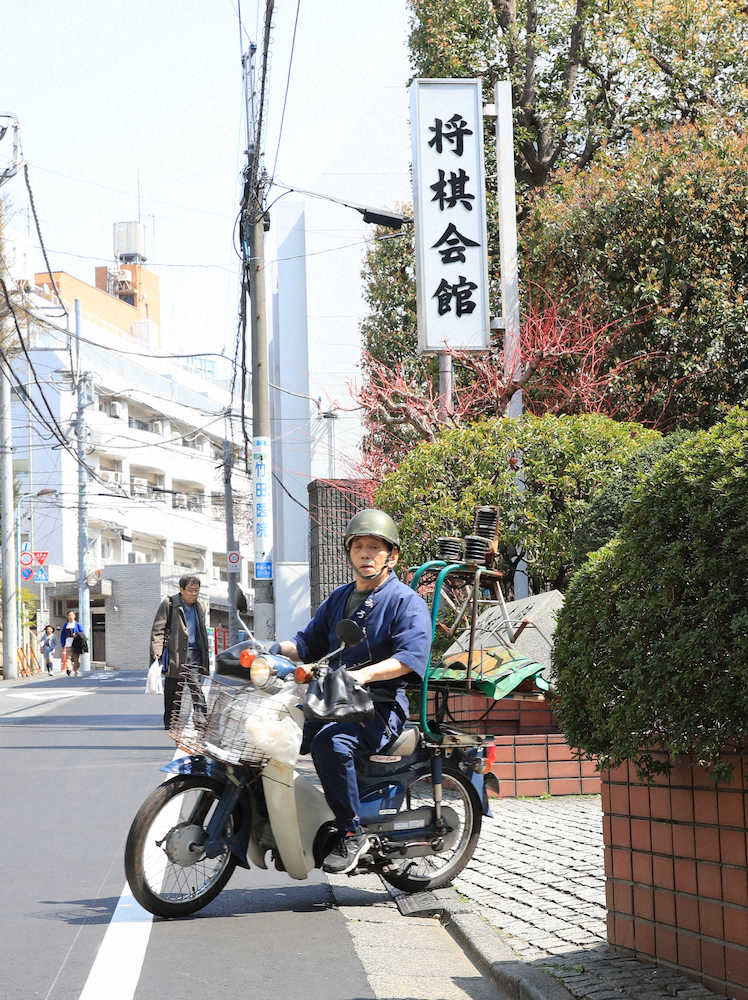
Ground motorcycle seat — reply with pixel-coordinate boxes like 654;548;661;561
385;723;420;757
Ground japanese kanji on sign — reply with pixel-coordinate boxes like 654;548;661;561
252;435;273;582
410;78;490;353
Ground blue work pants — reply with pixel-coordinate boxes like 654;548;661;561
307;708;402;835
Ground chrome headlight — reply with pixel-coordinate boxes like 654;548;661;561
249;655;272;688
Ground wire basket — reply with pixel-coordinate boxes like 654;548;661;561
168;677;297;767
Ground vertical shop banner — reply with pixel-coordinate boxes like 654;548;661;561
410;78;490;353
252;435;273;580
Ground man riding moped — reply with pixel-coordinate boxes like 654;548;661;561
271;508;432;874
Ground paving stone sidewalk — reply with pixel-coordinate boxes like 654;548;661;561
454;795;723;1000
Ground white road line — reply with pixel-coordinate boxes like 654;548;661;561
77;889;154;1000
3;691;88;700
77;737;192;998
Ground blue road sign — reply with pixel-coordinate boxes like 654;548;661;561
254;561;272;580
33;567;49;583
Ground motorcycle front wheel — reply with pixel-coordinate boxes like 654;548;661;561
125;774;238;918
380;765;482;894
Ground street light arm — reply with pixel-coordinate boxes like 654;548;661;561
271;179;412;230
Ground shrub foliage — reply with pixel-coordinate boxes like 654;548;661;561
571;431;694;565
554;407;748;778
377;412;657;592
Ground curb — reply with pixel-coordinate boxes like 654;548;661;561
393;888;576;1000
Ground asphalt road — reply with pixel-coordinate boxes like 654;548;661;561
0;670;503;1000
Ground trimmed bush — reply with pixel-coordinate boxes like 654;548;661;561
377;412;658;592
554;407;748;779
572;430;694;564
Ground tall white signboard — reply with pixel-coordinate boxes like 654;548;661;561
410;78;490;354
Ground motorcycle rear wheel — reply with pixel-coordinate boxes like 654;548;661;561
125;774;238;918
380;766;481;893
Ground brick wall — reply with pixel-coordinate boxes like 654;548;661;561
603;753;748;998
488;733;600;798
415;692;600;798
438;691;558;734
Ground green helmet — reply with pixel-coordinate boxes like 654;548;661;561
343;508;400;552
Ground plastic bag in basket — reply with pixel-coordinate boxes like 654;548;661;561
243;686;302;765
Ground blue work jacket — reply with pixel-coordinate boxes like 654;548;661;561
293;572;432;719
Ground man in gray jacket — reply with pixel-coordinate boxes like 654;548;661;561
150;574;210;730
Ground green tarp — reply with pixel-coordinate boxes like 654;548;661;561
428;643;547;700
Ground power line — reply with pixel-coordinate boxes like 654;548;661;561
14;302;237;363
0;278;72;447
269;0;301;182
23;166;68;321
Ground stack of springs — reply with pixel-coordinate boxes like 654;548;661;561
464;534;490;565
436;536;464;563
474;506;500;540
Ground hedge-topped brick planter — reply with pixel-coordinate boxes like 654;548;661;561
417;693;601;798
602;753;748;998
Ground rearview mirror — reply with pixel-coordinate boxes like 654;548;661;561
235;585;248;614
335;619;362;647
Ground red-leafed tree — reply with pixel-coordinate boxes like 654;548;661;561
355;269;672;481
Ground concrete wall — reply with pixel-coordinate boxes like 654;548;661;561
102;563;162;670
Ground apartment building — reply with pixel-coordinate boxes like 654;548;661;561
10;223;252;668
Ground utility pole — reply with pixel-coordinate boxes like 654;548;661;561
223;438;239;645
74;300;92;671
0;339;17;679
241;32;275;641
0;136;20;677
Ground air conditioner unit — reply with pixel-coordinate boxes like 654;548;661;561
109;400;122;419
131;477;149;496
186;495;203;512
173;492;188;510
101;470;122;485
151;420;163;435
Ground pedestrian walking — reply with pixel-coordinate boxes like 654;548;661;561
40;625;57;674
60;611;84;677
149;575;210;730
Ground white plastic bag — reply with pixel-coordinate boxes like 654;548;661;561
145;658;163;695
243;685;303;765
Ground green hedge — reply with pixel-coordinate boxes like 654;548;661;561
571;430;694;565
554;407;748;779
377;412;658;592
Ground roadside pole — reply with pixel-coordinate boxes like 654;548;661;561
494;80;528;599
248;208;274;641
0;118;22;678
0;350;17;679
438;352;453;422
74;300;92;671
241;35;274;642
223;439;239;645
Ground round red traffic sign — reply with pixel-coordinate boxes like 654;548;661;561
19;551;32;566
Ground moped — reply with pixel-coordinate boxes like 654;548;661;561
125;605;487;918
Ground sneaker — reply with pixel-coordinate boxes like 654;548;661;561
322;832;370;875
